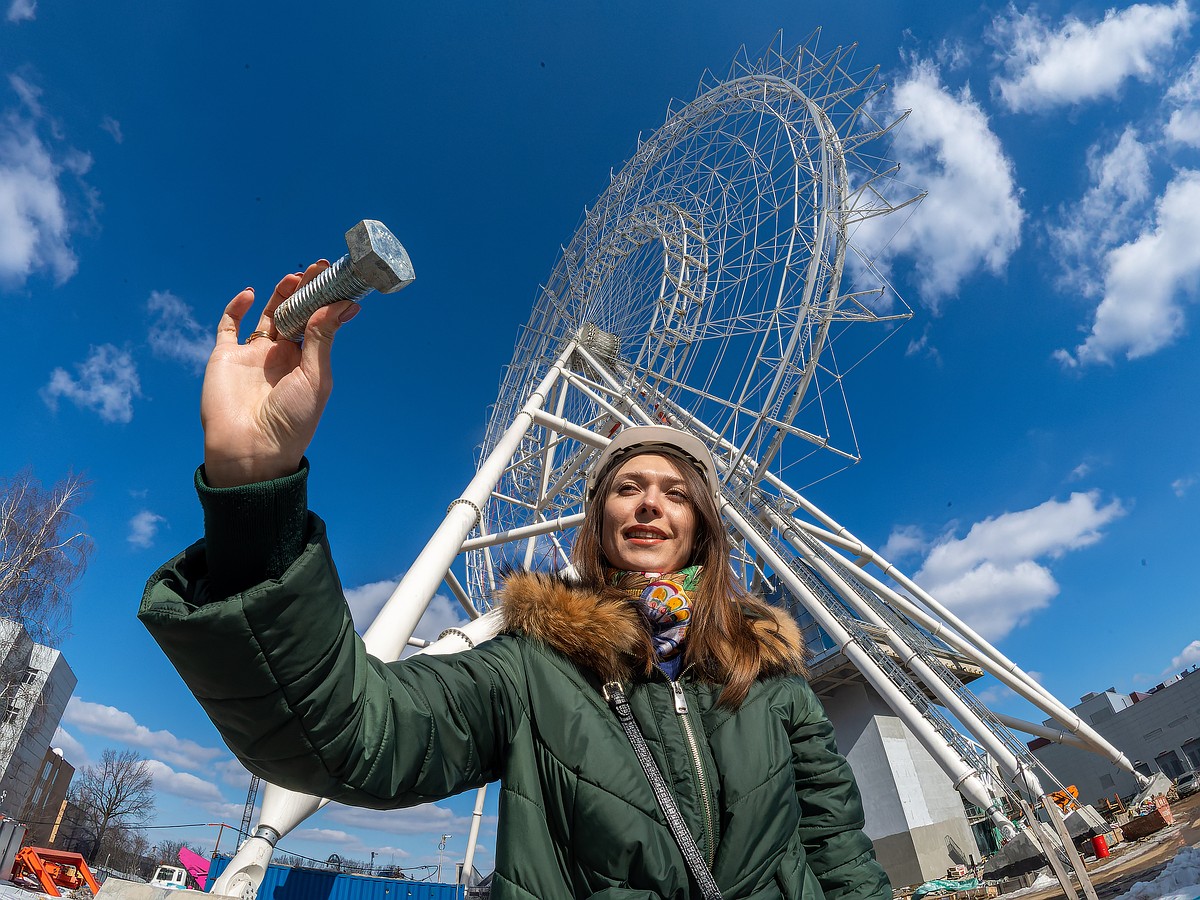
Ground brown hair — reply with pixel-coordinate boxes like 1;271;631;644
573;448;804;708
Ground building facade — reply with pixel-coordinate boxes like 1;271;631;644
0;619;77;823
1029;666;1200;806
19;746;76;847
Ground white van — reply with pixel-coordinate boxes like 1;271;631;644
150;866;189;891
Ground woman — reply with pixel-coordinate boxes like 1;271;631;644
140;269;891;900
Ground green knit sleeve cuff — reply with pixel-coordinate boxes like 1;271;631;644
195;459;310;600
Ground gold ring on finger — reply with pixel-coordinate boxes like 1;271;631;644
246;330;274;344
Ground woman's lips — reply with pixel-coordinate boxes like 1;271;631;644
624;526;668;542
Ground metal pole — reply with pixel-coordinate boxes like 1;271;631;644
362;341;577;661
460;786;487;885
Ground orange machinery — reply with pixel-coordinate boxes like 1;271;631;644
11;846;100;896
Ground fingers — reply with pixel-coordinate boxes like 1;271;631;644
298;299;360;390
254;260;330;338
215;288;256;346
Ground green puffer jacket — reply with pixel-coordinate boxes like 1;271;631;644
140;515;890;900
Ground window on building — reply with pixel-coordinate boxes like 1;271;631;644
1144;728;1164;740
1168;715;1190;729
21;667;38;686
1183;739;1200;770
1157;750;1186;779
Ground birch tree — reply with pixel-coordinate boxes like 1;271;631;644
0;468;92;646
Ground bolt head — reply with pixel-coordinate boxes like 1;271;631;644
345;220;416;294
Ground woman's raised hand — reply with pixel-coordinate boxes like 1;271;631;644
201;262;362;488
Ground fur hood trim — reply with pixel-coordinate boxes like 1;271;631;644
498;571;807;684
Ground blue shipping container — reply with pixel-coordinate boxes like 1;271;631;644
207;856;463;900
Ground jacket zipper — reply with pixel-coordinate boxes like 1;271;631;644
668;679;717;868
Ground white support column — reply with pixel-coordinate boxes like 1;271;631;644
362;341;578;661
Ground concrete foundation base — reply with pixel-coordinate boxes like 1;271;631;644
822;680;984;887
1062;804;1108;839
982;824;1059;881
96;881;235;900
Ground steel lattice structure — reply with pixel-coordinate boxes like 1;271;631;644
471;37;915;588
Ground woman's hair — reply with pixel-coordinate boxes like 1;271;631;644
574;448;793;708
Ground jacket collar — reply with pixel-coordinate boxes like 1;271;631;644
499;571;807;684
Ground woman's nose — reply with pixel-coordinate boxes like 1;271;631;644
638;487;663;513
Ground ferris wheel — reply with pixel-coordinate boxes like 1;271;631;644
214;34;1148;900
467;35;916;588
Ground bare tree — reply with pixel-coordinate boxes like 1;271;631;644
152;838;202;866
0;468;92;646
70;749;156;863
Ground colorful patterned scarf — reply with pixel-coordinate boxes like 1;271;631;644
608;566;702;678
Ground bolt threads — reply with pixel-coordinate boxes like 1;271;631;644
274;255;372;341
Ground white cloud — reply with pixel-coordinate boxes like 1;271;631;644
345;582;467;645
904;324;942;363
1166;52;1200;146
1069;462;1091;482
1166;639;1200;672
1056;169;1200;366
1173;475;1198;496
973;681;1017;707
7;74;40;116
914;491;1124;641
147;290;213;372
0;76;84;286
992;0;1193;110
5;0;34;22
1166;108;1200;145
216;757;252;788
290;827;412;861
51;725;89;767
326;801;467;837
881;524;928;561
859;60;1022;307
64;697;222;770
127;510;165;549
42;344;141;423
412;593;470;645
344;579;399;631
1049;128;1152;296
1168;51;1200;102
100;115;122;144
146;759;226;804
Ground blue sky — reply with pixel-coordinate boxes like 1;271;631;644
3;0;1200;877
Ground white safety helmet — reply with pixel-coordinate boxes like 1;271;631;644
585;425;720;505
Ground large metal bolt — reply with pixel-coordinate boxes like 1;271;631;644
273;219;415;341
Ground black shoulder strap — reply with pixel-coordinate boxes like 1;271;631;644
604;681;723;900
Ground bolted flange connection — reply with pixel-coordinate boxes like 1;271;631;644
274;220;415;341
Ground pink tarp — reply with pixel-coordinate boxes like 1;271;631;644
178;846;210;890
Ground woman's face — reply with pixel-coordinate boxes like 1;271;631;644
600;452;697;573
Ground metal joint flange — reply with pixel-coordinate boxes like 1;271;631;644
447;497;482;527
